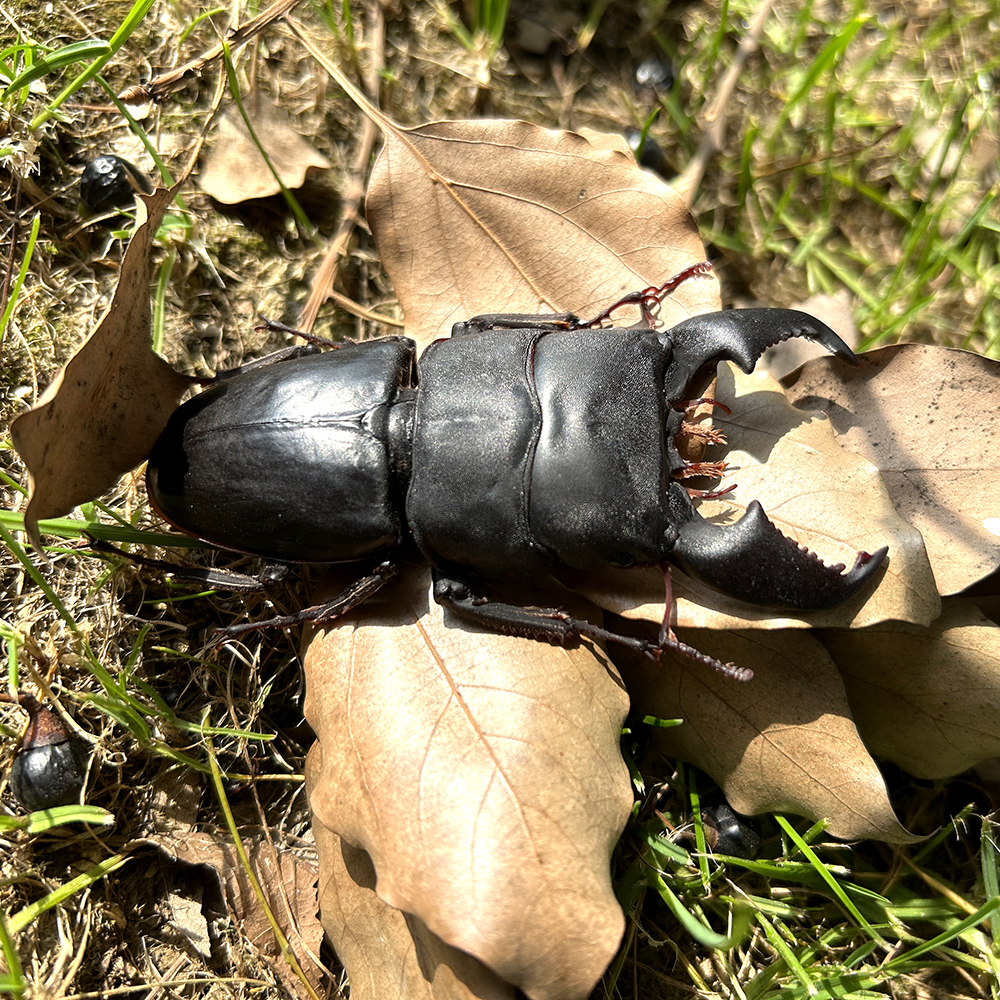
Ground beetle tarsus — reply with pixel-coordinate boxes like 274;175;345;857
88;536;290;594
256;316;349;350
656;564;752;681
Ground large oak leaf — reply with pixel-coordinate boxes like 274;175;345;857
820;600;1000;779
782;345;1000;595
612;625;915;842
365;118;718;347
304;565;632;1000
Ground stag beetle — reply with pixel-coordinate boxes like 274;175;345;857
145;265;887;679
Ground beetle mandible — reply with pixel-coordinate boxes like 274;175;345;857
145;265;887;679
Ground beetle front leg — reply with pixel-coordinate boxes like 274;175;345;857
451;313;581;336
432;571;752;681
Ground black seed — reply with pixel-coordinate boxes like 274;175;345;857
634;57;675;94
10;741;87;811
625;129;669;178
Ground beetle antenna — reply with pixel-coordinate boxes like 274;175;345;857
577;260;714;329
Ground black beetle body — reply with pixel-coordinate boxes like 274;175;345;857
150;337;414;565
147;300;887;676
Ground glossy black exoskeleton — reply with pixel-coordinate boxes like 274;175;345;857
145;267;887;678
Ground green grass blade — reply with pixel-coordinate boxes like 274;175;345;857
30;0;157;129
775;815;884;942
1;39;109;94
0;212;40;343
7;853;131;934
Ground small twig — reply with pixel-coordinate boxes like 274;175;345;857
673;0;777;207
117;0;300;104
293;2;386;333
328;290;404;328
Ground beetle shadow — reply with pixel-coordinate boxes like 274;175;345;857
784;349;1000;590
714;363;829;468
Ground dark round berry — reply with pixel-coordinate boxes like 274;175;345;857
8;697;88;812
10;741;87;811
80;154;151;214
634;57;675;95
625;129;669;178
702;802;762;859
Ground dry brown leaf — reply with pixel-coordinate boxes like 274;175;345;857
820;599;1000;779
10;187;191;549
365;118;719;347
782;345;1000;595
571;362;939;631
309;753;516;1000
198;99;332;204
304;565;632;1000
612;625;916;843
125;827;324;999
227;837;324;1000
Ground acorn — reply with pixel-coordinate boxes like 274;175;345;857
80;154;151;214
9;695;87;811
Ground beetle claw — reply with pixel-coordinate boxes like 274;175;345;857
667;489;887;610
663;308;857;400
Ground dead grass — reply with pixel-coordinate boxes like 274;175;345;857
0;0;998;997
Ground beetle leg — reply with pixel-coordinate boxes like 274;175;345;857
89;536;290;593
215;562;399;640
662;308;858;401
255;315;351;350
666;485;888;609
685;484;738;500
207;342;326;382
432;571;752;681
452;313;581;336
